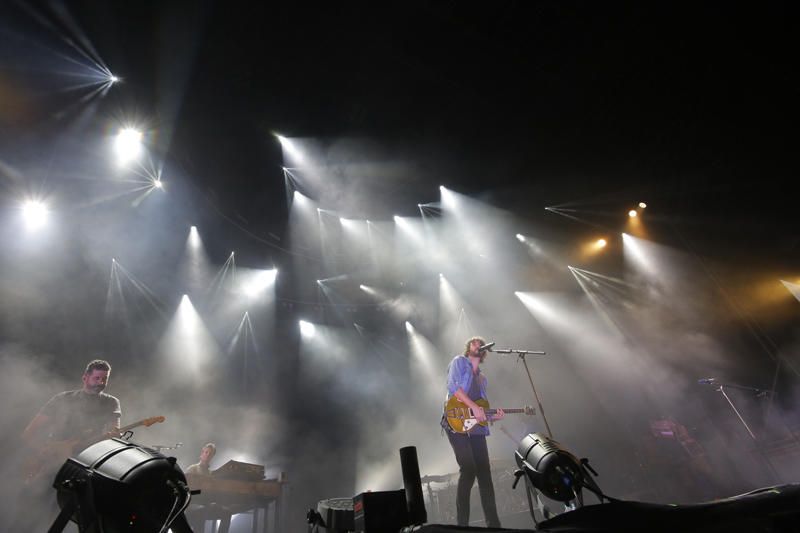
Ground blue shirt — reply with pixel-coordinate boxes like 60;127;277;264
444;355;490;435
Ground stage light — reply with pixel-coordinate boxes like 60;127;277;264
514;433;603;506
638;202;647;209
596;238;607;248
405;321;414;333
114;127;143;165
244;269;278;297
299;320;316;338
516;234;526;242
276;134;305;164
439;186;453;206
153;179;163;189
50;438;192;532
108;74;120;84
22;200;48;230
187;226;202;252
628;209;637;218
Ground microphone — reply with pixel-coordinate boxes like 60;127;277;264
479;342;495;353
697;378;716;385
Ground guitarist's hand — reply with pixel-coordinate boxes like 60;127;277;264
492;408;505;422
473;405;488;423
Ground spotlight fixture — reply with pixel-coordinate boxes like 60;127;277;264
49;438;193;532
638;202;647;209
516;234;526;242
513;433;604;508
153;179;163;189
596;238;607;248
628;210;637;218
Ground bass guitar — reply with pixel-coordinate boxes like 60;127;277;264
24;415;165;483
444;397;534;434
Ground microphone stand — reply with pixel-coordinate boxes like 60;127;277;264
706;380;782;484
494;348;553;438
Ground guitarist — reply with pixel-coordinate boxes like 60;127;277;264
22;359;122;480
441;337;504;528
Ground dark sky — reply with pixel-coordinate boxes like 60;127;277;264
4;1;794;262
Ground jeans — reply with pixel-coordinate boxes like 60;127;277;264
447;431;502;528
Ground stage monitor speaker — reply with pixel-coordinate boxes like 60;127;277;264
315;497;354;533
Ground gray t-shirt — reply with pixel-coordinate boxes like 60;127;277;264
39;389;121;441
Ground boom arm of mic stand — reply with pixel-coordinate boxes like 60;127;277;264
712;381;772;396
494;348;553;438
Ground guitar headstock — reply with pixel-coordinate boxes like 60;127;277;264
142;416;166;427
524;406;536;416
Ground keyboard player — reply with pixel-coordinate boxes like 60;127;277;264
185;442;216;475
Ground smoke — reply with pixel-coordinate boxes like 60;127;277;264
1;126;797;531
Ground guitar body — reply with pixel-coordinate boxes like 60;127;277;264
24;415;165;484
23;438;83;484
445;397;492;433
444;397;534;434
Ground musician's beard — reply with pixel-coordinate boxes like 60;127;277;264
88;384;106;394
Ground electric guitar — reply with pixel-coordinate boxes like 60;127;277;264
24;415;165;483
444;397;534;434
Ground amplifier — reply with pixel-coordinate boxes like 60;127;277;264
353;489;408;533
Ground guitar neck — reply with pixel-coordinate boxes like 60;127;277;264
486;408;526;414
114;416;166;437
119;420;145;433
